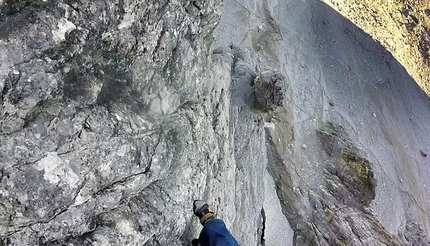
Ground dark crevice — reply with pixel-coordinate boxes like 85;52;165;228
260;207;266;246
3;178;88;238
191;1;202;11
94;169;151;196
418;27;430;65
93;133;162;196
1;71;21;101
152;28;166;60
134;142;142;167
43;218;98;245
63;1;80;13
146;132;162;173
22;99;48;128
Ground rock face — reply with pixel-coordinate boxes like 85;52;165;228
1;0;430;245
323;0;430;96
0;0;226;245
253;70;285;112
213;0;430;244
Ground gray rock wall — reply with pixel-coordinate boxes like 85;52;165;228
213;0;430;245
0;0;227;245
0;1;271;245
1;0;430;245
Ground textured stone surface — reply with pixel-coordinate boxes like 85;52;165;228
323;0;430;96
1;0;430;245
0;0;225;245
214;0;430;245
253;70;285;112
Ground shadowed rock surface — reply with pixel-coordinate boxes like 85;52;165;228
1;0;430;245
253;70;285;112
1;0;225;245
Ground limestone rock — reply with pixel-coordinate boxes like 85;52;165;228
318;123;376;207
404;221;430;246
2;0;430;245
324;0;430;95
253;70;285;112
214;0;430;245
1;0;224;244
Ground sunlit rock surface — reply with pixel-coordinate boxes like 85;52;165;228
323;0;430;96
212;0;430;245
1;0;430;245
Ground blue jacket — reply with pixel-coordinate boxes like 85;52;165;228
199;219;239;246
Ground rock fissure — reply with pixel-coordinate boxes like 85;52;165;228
1;0;430;245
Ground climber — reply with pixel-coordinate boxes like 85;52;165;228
192;200;239;246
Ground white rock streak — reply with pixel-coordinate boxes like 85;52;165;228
52;19;76;42
35;152;80;186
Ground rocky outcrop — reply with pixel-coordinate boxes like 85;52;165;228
2;0;430;245
214;0;430;245
324;0;430;95
265;113;401;245
253;70;284;112
1;0;225;245
404;221;430;246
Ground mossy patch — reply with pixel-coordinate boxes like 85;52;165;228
317;123;376;206
253;70;284;112
338;147;376;206
341;148;375;196
364;212;403;245
317;122;349;156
